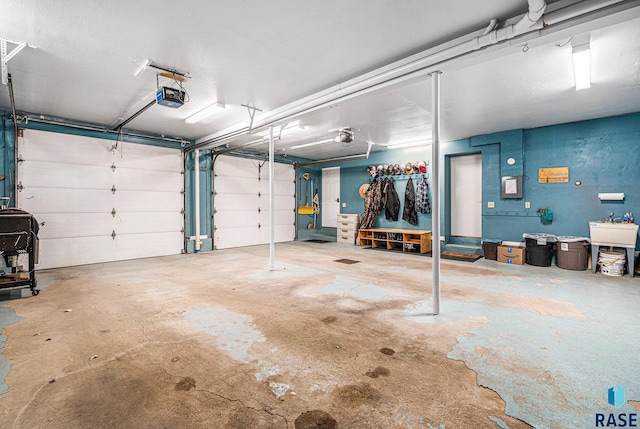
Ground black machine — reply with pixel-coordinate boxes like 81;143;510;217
0;209;39;296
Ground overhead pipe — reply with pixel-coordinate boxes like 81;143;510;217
16;114;187;145
189;0;634;153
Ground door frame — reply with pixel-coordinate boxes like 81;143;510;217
321;166;341;228
444;152;483;244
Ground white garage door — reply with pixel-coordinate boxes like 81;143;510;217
17;129;184;269
214;155;294;249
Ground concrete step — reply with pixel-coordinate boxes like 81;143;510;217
441;243;483;255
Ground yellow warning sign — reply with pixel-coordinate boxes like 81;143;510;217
539;167;569;183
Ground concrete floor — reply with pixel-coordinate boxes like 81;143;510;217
0;241;638;429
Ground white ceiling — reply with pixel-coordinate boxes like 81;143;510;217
1;0;639;160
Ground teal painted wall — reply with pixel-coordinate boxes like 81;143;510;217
306;112;640;250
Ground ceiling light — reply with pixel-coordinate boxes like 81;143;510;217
185;101;225;124
385;140;431;149
288;139;334;150
572;35;591;90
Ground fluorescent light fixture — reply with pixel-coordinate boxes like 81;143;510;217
385;140;431;149
572;35;591;90
288;138;334;150
185;101;226;124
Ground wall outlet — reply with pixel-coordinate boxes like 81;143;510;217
487;202;495;208
525;201;531;209
342;202;346;207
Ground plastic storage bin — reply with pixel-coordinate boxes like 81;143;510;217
555;236;590;271
482;239;502;260
523;233;557;267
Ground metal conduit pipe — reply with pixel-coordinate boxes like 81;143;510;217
190;0;631;153
194;149;201;252
16;114;187;145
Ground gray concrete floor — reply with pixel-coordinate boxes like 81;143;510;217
0;241;638;428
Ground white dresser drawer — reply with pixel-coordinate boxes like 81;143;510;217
337;214;360;229
337;234;356;244
337;227;357;236
338;213;360;222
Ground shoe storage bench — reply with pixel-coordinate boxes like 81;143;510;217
358;228;432;254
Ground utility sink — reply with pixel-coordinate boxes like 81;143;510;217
589;222;639;247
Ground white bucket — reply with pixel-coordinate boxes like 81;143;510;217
598;250;626;276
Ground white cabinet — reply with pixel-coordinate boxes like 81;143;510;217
336;214;360;245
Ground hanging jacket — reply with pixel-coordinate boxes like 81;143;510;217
385;178;401;221
402;178;418;225
416;175;431;214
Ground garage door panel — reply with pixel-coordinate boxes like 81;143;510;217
35;213;114;239
215;227;262;249
215;176;257;195
20;130;114;166
114;191;182;212
215;156;260;179
214;211;259;229
115;212;183;234
19;161;113;190
19;130;184;269
37;236;116;270
20;188;114;214
261;163;295;181
111;232;183;259
214;194;260;211
258;180;296;196
259;210;296;226
214;155;294;249
115;169;182;192
116;145;183;172
258;225;296;243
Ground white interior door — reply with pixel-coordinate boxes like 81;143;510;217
321;167;340;228
214;155;294;249
450;153;482;238
17;129;183;269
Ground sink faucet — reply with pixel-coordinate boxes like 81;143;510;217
609;212;614;223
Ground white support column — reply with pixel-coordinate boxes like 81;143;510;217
194;149;201;252
268;126;275;270
430;71;442;315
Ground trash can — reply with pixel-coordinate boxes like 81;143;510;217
555;236;590;270
522;233;557;267
481;239;502;260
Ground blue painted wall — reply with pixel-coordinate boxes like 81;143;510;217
307;112;640;250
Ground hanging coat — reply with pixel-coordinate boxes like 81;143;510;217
415;175;431;214
385;178;401;221
402;178;418;226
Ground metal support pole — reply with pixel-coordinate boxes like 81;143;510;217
194;149;201;252
268;126;275;270
430;71;442;315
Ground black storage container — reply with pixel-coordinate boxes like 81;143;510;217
555;236;590;271
523;233;557;267
481;239;502;260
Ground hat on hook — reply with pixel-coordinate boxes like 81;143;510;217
405;162;413;174
359;183;370;199
419;160;427;173
412;162;420;174
382;165;389;175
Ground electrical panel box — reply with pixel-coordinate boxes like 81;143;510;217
156;87;185;108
